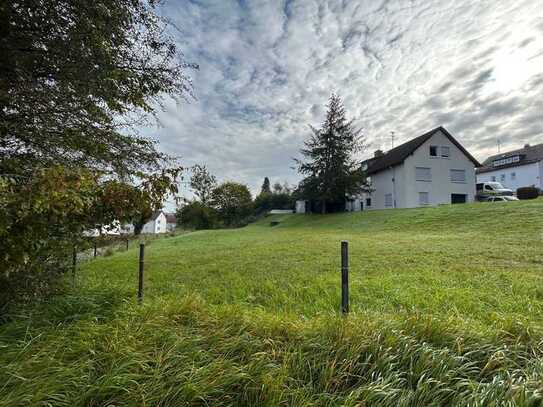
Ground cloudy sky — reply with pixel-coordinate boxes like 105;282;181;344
150;0;543;196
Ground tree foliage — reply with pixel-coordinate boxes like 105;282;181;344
211;182;253;227
254;178;294;215
1;0;195;176
0;0;192;307
176;201;218;230
260;177;271;194
190;164;217;205
295;94;366;213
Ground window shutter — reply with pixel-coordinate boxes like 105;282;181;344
450;169;466;182
415;167;432;181
418;192;429;205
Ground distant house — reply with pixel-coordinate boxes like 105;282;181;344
165;213;177;232
360;126;481;209
119;211;174;235
476;143;543;191
142;211;168;234
85;221;122;237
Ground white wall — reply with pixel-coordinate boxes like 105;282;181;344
476;162;542;191
364;163;405;210
364;130;476;209
403;130;476;207
142;212;167;234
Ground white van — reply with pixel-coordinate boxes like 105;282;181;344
476;182;514;198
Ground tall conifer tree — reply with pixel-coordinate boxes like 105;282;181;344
260;177;271;195
295;94;366;213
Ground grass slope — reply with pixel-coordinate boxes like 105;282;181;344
1;200;543;405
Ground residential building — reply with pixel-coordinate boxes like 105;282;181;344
142;211;168;234
476;143;543;191
165;213;177;232
361;126;480;209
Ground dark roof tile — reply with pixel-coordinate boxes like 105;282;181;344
477;142;543;174
364;126;480;175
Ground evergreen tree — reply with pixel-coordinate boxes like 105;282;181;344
260;177;271;195
295;94;366;213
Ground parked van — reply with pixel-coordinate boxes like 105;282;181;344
476;182;514;200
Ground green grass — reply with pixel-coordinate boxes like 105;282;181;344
2;200;543;405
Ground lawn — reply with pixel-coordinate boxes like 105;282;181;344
1;200;543;406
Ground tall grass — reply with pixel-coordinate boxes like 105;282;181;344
1;200;543;405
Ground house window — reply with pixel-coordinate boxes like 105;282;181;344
500;174;506;183
419;192;429;206
450;169;466;183
441;146;450;158
511;172;516;181
491;176;496;182
492;155;520;167
415;167;432;181
429;146;438;157
366;198;372;207
385;194;393;208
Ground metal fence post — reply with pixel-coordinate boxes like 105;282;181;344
138;243;145;303
341;241;349;314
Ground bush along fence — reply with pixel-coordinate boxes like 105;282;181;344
73;239;353;313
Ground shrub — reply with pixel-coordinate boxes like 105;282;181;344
254;192;294;215
178;201;218;230
211;182;253;227
516;186;540;200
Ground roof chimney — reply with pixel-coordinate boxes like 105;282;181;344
524;143;531;149
374;149;384;158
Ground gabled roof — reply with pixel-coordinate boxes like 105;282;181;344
164;213;177;224
150;210;164;221
477;142;543;174
364;126;481;175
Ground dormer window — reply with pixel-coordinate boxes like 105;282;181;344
492;155;520;167
429;146;438;157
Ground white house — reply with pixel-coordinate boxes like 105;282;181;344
476;143;543;191
361;126;481;209
141;211;168;234
85;220;122;237
120;211;172;235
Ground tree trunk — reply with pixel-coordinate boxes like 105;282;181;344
321;199;326;214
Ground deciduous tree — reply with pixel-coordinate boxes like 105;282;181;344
190;165;217;205
211;182;253;227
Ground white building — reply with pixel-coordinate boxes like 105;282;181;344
121;211;169;235
476;143;543;191
165;213;177;232
142;211;168;234
85;220;122;237
361;126;480;209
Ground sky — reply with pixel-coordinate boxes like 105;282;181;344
149;0;543;197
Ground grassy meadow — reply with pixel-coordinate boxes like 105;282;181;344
1;200;543;405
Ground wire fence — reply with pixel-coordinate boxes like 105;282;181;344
72;235;352;314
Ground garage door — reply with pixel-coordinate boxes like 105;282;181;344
451;194;467;204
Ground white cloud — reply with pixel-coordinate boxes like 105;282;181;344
149;0;543;196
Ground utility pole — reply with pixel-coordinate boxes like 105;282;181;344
497;139;501;153
391;131;395;149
